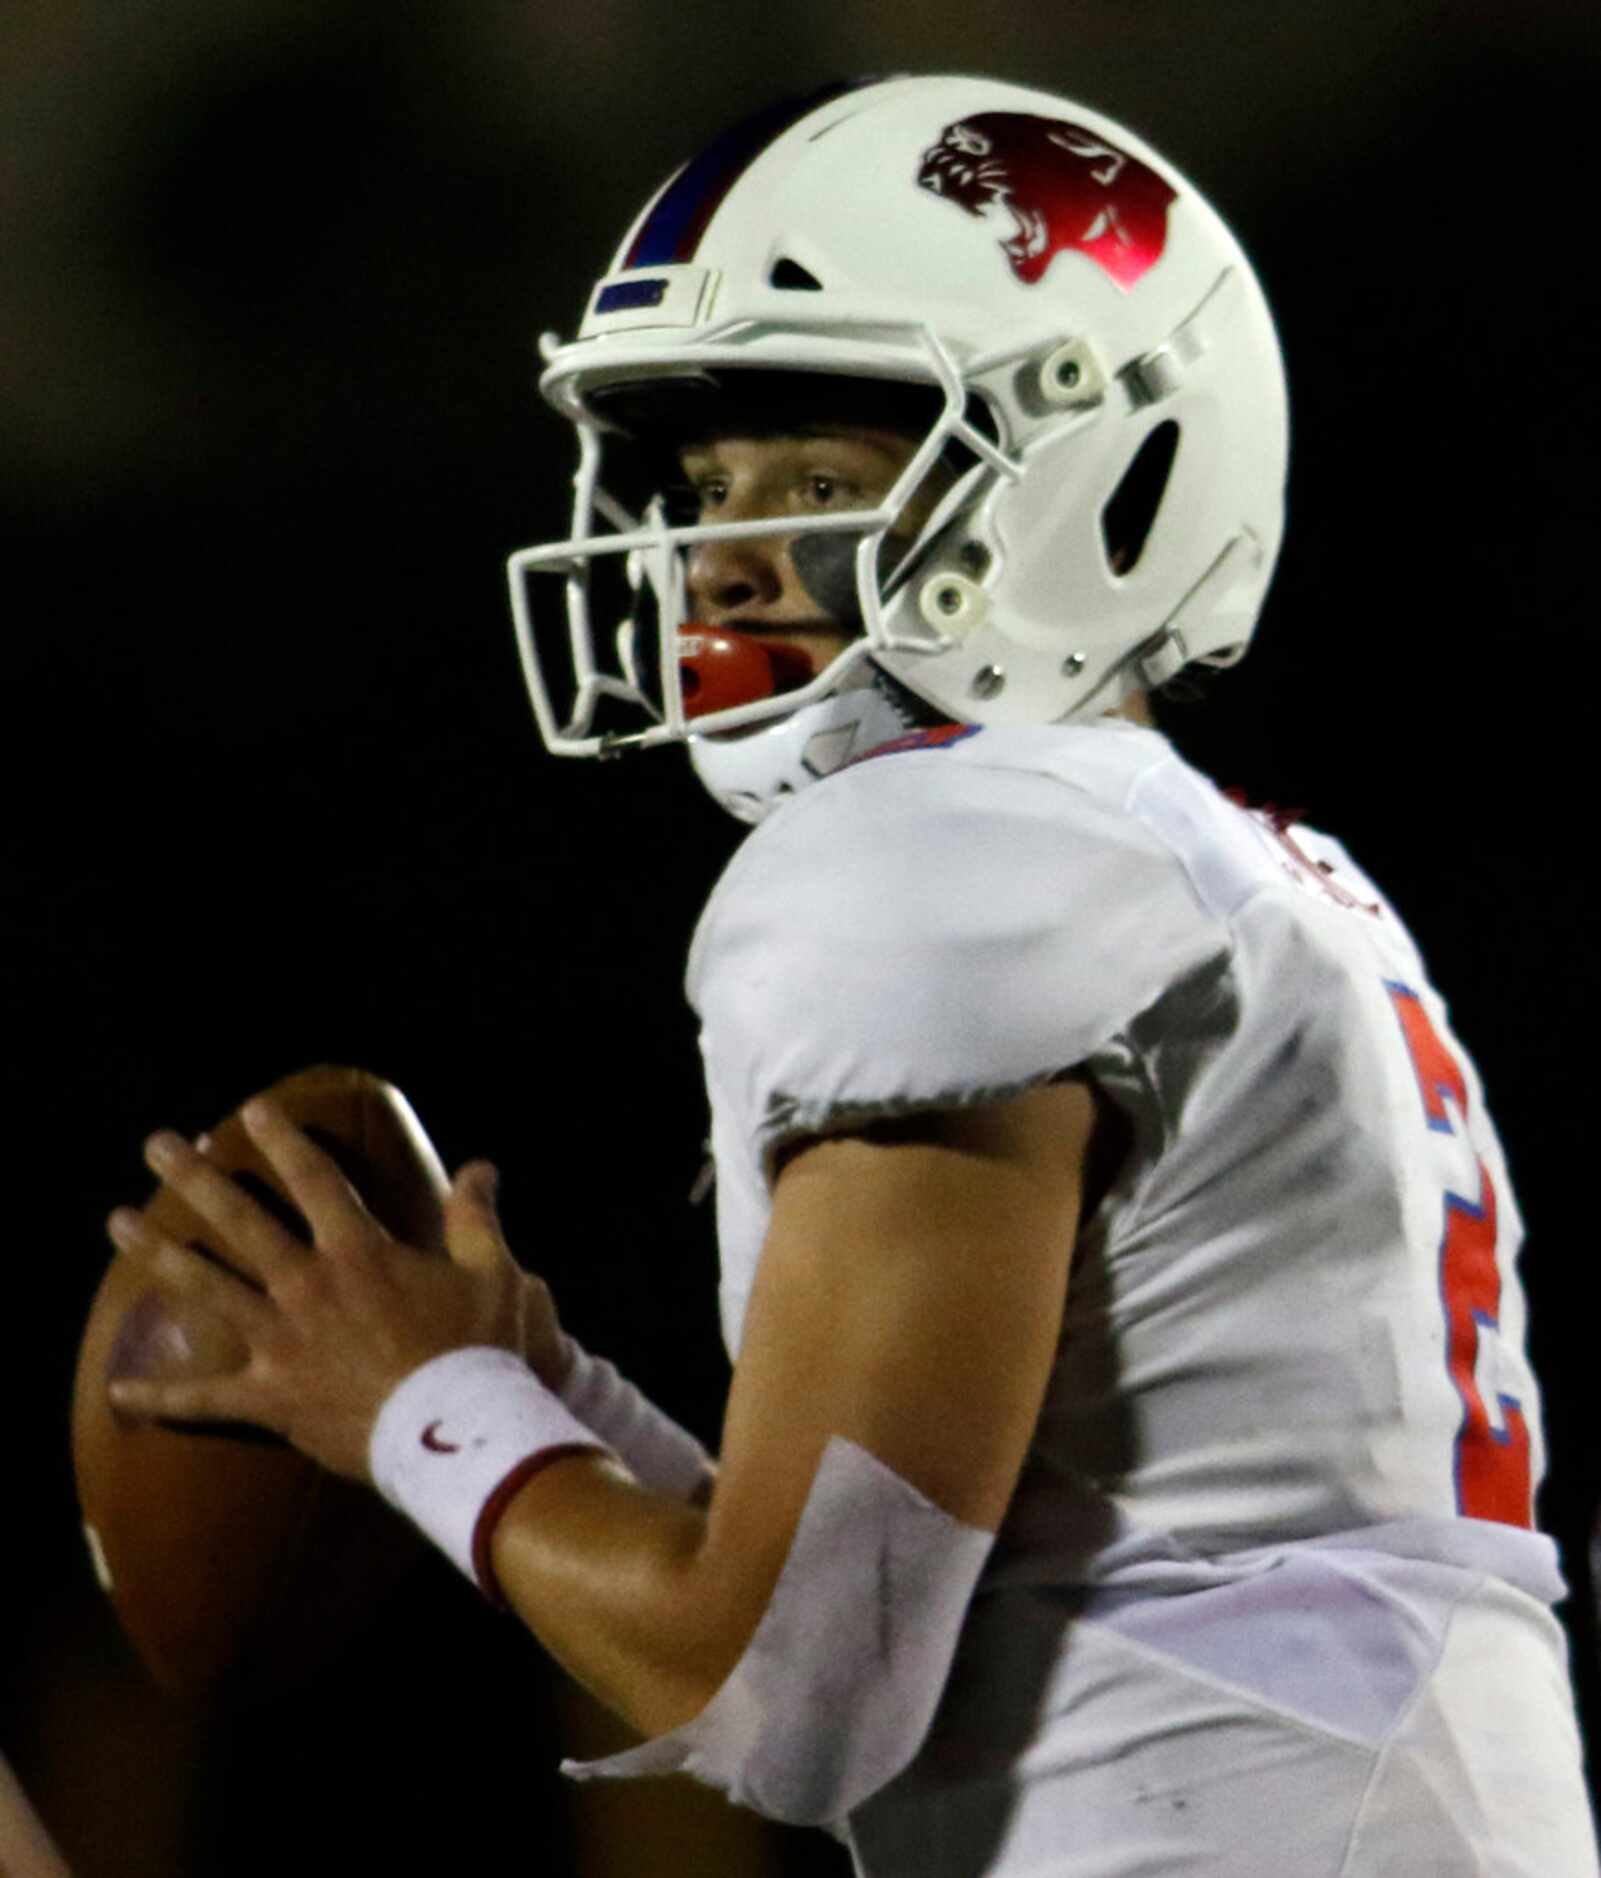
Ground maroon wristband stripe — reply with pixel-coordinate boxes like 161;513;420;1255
470;1443;609;1608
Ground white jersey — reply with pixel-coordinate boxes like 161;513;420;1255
688;718;1560;1601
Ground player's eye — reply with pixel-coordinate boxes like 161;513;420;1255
663;476;728;525
801;473;855;507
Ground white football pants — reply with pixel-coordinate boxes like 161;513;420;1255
844;1559;1600;1876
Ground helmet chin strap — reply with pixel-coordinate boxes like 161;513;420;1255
686;655;944;824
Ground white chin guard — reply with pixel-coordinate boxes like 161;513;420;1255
559;1436;994;1826
688;666;932;825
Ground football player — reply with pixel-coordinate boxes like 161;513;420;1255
109;76;1600;1873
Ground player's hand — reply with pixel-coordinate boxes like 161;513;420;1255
104;1098;533;1482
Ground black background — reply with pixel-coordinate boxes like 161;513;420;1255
4;4;1596;1871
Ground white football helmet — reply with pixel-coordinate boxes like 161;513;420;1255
508;73;1289;822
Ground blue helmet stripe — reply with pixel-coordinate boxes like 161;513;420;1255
624;78;883;269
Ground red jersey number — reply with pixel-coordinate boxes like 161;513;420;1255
1385;981;1532;1528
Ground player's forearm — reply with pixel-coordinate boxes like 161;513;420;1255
488;1451;755;1741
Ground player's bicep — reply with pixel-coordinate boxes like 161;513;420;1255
699;1078;1094;1636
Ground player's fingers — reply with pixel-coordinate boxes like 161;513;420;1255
443;1162;507;1275
107;1208;275;1336
107;1369;275;1431
240;1099;386;1254
141;1129;307;1284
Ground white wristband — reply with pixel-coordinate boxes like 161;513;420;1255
556;1337;714;1504
369;1346;610;1604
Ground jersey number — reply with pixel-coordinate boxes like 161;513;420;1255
1385;982;1532;1528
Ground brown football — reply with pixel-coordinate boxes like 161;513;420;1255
71;1065;451;1705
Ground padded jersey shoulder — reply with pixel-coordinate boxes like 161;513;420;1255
686;725;1232;1160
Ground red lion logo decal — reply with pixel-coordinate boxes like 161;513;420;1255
918;113;1176;290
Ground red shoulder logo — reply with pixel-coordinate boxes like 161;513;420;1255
918;112;1176;290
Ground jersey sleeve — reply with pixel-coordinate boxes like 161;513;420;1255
687;748;1229;1177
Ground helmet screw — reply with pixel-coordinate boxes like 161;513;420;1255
1063;652;1087;676
970;665;1005;701
1040;340;1102;408
919;572;986;635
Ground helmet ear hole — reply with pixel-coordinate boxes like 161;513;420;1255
769;256;824;290
1101;420;1180;575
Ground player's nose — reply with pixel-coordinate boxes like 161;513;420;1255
685;535;786;619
